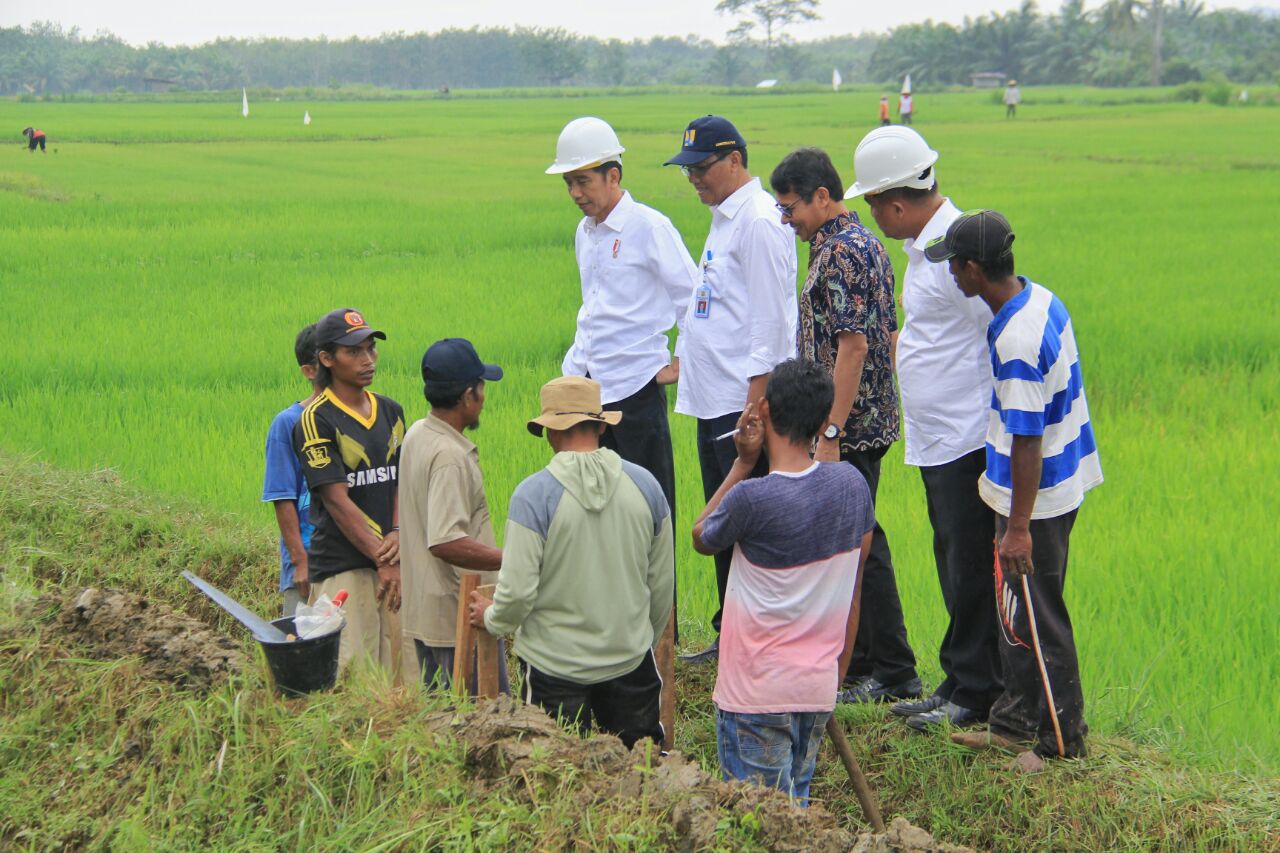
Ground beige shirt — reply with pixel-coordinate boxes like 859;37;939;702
399;414;498;646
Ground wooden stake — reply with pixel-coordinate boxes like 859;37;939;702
452;573;480;694
656;604;676;750
474;583;500;699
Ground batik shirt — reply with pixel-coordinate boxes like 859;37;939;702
797;212;900;451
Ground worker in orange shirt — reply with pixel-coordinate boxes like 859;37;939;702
878;97;891;127
22;127;46;152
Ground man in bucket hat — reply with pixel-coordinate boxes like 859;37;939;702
468;376;674;748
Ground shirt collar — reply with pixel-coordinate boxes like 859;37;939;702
904;197;960;255
587;190;634;234
425;411;478;454
712;177;762;220
810;210;860;250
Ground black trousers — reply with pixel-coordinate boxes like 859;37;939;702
695;412;768;633
521;652;664;749
919;450;1002;712
600;377;677;639
989;509;1088;758
842;445;918;686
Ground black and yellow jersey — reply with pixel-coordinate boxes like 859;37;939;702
293;387;406;582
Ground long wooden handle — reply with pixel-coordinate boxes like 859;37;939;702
1020;574;1066;758
452;573;481;693
474;584;500;698
825;716;886;832
655;604;676;750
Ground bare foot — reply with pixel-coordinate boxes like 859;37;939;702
1012;750;1045;774
950;731;1024;754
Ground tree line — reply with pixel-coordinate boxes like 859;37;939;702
1;1;1275;97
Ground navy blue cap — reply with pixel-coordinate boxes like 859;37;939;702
664;115;747;166
421;338;503;384
924;210;1016;265
315;308;386;348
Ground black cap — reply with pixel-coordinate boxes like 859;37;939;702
924;210;1016;264
315;308;386;348
664;115;747;166
421;338;503;384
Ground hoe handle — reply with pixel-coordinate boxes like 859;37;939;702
826;716;886;833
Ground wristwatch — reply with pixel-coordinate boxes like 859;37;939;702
822;423;844;441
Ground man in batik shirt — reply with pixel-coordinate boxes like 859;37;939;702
770;148;921;703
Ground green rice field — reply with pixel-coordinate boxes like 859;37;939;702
2;88;1277;776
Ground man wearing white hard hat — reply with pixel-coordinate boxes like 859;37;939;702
546;116;697;557
846;126;1003;731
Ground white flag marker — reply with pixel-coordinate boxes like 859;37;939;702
902;73;912;94
832;68;843;91
303;111;311;125
242;87;249;117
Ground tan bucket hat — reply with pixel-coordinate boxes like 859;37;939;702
527;376;622;436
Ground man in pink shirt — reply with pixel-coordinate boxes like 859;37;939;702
693;359;873;804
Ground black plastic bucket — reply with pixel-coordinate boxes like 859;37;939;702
258;616;344;696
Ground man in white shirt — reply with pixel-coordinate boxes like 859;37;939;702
664;114;798;663
846;126;1003;727
546;116;697;534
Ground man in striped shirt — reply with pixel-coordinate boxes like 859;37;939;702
925;210;1102;772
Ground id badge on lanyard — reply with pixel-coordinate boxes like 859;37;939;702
694;250;713;319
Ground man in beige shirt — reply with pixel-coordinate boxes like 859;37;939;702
399;338;508;692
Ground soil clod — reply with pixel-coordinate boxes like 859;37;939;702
54;587;246;689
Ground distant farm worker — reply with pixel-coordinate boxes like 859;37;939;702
692;359;874;805
663;114;798;664
898;90;914;125
22;127;46;152
770;148;921;706
399;338;509;694
545;115;695;581
294;308;406;676
878;96;891;126
261;323;322;616
468;376;673;748
924;210;1102;772
847;126;1003;728
1004;81;1021;119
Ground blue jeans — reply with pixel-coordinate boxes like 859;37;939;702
716;708;831;805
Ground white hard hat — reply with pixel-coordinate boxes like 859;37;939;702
844;126;939;199
545;117;625;175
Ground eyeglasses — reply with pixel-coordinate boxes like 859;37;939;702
775;197;803;217
680;152;729;178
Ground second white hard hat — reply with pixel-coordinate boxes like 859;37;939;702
545;117;625;175
844;125;939;199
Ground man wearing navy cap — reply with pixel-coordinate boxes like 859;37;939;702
294;308;406;676
666;116;798;663
398;338;509;694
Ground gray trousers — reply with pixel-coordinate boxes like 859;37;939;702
414;640;511;695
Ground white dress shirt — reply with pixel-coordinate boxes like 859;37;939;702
897;198;994;467
675;178;798;420
562;191;699;405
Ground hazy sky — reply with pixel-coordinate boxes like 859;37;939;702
4;0;1277;46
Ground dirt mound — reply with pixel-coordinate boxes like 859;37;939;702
53;587;246;689
438;696;973;852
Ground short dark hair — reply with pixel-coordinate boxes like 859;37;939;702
733;146;749;169
424;378;482;409
770;147;844;200
315;344;334;387
957;251;1016;280
765;359;833;443
871;176;939;206
294;324;318;367
592;160;622;181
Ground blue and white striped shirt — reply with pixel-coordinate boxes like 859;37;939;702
979;279;1103;519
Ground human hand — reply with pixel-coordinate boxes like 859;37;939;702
655;360;679;385
468;591;493;629
376;563;402;612
998;525;1035;577
733;399;764;465
375;529;400;566
814;438;840;463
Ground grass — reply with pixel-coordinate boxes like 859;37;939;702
0;88;1277;786
1;455;1276;851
